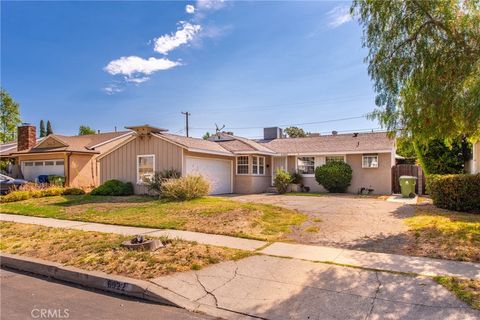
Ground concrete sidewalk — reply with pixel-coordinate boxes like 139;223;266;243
1;213;479;279
153;255;480;320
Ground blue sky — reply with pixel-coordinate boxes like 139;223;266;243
1;0;380;138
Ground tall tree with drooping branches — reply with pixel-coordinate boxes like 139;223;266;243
352;0;480;145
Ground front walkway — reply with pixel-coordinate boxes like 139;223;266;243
1;213;479;279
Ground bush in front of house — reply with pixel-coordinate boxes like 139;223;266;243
0;185;73;203
90;180;134;196
63;187;86;195
315;161;353;193
274;169;292;194
160;175;210;201
426;174;480;212
146;169;181;194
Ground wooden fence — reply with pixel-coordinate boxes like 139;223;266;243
391;164;426;194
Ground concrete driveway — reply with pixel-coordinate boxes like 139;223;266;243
225;194;414;252
153;255;479;320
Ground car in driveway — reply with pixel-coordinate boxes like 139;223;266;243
0;173;28;194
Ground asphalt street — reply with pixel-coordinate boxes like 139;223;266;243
0;268;212;320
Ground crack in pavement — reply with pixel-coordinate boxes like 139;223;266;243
365;271;381;320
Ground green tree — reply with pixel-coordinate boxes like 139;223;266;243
0;89;22;143
202;132;211;140
352;0;480;144
39;120;46;137
78;125;96;135
46;120;53;135
414;137;471;174
284;126;308;138
396;136;417;159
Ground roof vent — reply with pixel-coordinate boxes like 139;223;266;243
332;130;338;135
353;132;358;137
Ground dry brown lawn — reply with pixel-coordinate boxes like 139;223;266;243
0;222;251;279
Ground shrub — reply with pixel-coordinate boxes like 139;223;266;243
41;187;65;197
90;180;134;196
160;175;210;201
146;169;181;194
0;191;30;203
290;171;303;185
315;161;353;193
63;187;86;195
274;169;292;194
427;174;480;212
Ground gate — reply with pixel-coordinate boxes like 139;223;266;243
391;164;426;194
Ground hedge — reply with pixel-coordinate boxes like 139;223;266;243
315;161;353;193
90;179;134;196
426;174;480;213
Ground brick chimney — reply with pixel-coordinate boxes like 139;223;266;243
17;123;36;151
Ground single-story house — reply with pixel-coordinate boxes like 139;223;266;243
1;124;396;194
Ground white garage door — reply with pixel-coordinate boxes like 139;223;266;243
21;159;65;182
185;157;232;195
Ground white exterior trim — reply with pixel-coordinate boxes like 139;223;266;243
362;154;379;168
233;151;276;156
236;155;250;175
251;155;266;175
88;132;134;149
136;154;155;185
280;149;393;156
187;147;233;157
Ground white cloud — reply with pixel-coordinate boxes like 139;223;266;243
103;84;123;95
125;76;150;84
186;4;195;14
326;5;352;29
104;56;181;77
154;22;201;55
196;0;225;11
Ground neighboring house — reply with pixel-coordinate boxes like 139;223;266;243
1;124;396;194
1;124;132;188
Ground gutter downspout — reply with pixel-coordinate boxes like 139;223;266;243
66;152;72;187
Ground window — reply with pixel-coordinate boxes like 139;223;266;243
44;161;54;166
24;162;34;167
56;160;64;166
325;156;344;164
297;157;315;175
252;156;265;175
34;161;44;166
362;155;379;168
237;156;249;174
137;155;155;183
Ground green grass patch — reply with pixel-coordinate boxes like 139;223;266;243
1;195;306;241
304;226;320;233
434;276;480;310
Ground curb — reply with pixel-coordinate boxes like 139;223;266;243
0;253;255;320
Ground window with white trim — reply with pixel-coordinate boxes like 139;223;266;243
137;155;155;183
237;156;249;175
325;156;344;164
362;155;379;168
297;157;315;174
252;156;265;175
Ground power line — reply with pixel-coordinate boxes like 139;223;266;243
190;114;369;130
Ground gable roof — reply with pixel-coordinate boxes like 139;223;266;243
260;132;394;155
5;131;133;156
208;132;276;154
156;133;233;156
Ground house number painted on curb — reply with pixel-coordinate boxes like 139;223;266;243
105;279;129;292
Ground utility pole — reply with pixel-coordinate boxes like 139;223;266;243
181;111;191;137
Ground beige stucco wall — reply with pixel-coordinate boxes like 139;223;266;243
99;135;183;194
346;153;392;194
69;154;96;188
233;155;272;194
